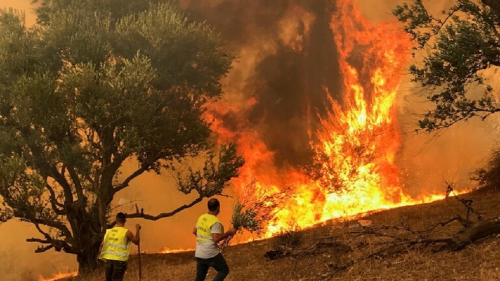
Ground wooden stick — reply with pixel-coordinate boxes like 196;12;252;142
138;229;142;280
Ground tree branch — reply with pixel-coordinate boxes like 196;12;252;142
30;218;72;238
20;126;74;205
35;245;54;253
26;237;75;253
27;223;75;254
113;164;149;194
34;223;52;241
423;4;463;47
67;164;84;200
125;196;204;221
51;164;74;205
26;237;50;244
45;184;64;215
423;216;470;233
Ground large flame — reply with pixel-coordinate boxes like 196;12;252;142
315;0;412;221
207;0;450;238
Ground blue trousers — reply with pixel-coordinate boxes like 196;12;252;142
195;253;230;281
105;260;127;281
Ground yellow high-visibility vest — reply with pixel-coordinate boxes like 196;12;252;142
196;214;222;243
99;227;131;261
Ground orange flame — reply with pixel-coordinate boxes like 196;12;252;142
206;0;452;238
38;272;78;281
159;247;194;254
314;0;413;220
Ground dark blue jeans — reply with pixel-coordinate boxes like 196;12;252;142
195;253;230;281
105;260;127;281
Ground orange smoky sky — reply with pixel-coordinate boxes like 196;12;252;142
0;0;38;25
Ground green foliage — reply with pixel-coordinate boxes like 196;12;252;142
218;199;262;252
231;201;262;233
115;3;231;97
177;144;244;197
0;0;240;272
393;0;500;131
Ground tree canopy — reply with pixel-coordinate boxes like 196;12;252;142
0;0;243;273
393;0;500;131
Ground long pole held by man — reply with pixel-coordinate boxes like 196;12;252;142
98;213;141;281
138;227;142;280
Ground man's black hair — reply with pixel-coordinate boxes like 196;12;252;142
116;212;126;223
207;198;220;212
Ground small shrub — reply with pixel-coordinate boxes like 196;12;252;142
272;227;303;251
220;201;263;251
231;201;262;233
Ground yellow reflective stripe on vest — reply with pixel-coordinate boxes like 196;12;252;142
100;250;129;257
99;227;131;261
196;214;221;243
103;243;130;250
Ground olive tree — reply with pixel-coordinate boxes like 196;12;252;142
0;0;243;273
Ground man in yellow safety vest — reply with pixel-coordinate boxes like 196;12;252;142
193;198;236;281
99;212;141;281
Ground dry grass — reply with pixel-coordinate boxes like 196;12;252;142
69;189;500;281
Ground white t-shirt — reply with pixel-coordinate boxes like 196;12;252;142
195;222;222;259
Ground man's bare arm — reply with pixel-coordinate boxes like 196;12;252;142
126;224;141;245
97;231;108;259
212;228;236;243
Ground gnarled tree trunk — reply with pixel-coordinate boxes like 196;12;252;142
77;243;102;275
68;203;104;275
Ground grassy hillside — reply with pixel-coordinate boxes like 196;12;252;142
63;189;500;281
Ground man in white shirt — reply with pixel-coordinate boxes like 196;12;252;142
193;198;236;281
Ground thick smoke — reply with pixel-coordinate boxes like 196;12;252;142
181;0;342;168
180;0;500;193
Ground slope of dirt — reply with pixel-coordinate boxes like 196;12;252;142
67;189;500;281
